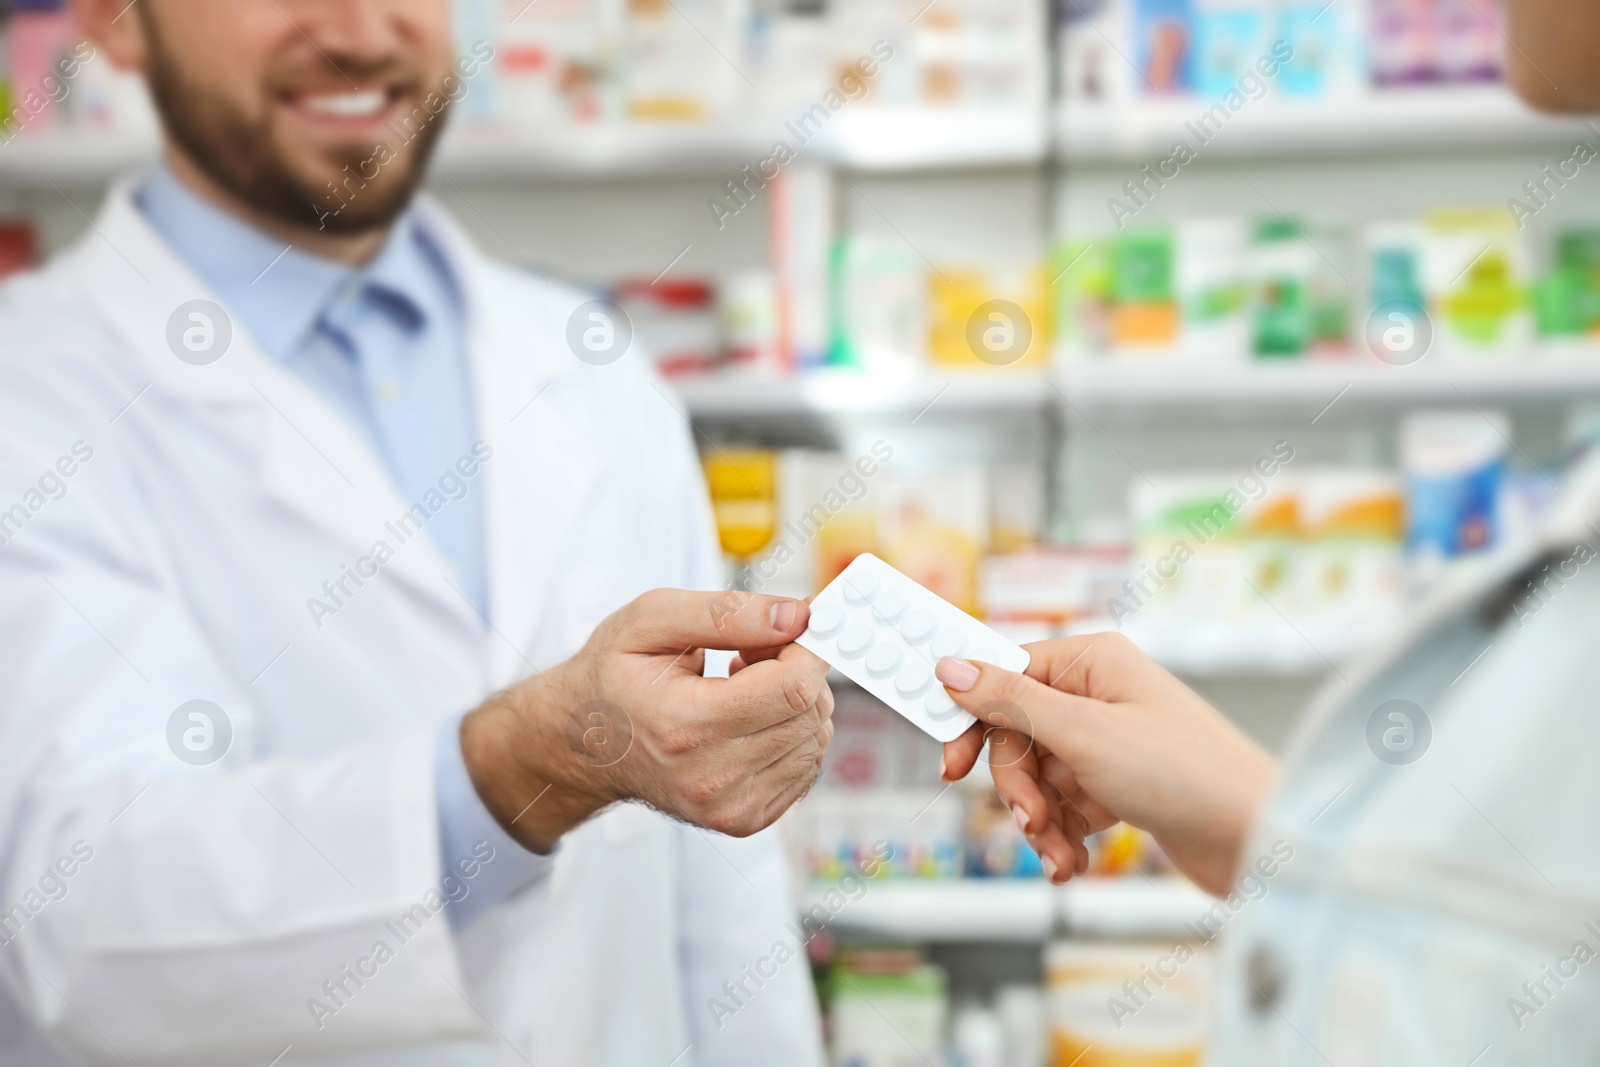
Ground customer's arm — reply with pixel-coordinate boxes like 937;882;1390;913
936;633;1278;896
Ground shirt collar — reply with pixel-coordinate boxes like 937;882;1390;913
135;161;449;362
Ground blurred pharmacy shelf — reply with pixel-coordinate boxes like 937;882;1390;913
1123;620;1374;678
801;880;1054;943
671;367;1053;420
8;89;1571;184
1057;877;1216;938
1057;85;1599;161
670;358;1600;422
0;108;1049;187
803;107;1049;171
797;877;1215;942
0;132;156;186
1055;356;1600;414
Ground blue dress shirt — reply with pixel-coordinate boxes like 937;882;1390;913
137;163;549;929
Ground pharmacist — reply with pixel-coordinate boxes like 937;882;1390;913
935;6;1600;1059
0;1;832;1065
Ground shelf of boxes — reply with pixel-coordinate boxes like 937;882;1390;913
668;355;1600;422
795;876;1216;943
800;879;1055;943
670;367;1054;420
14;88;1577;184
1117;618;1374;678
1057;877;1217;938
1054;354;1600;414
1056;85;1599;162
0;106;1050;187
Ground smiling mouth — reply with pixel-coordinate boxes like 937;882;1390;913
302;89;391;117
283;85;408;124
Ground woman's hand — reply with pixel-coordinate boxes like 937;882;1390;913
936;632;1278;896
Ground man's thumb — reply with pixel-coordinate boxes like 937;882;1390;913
620;588;810;652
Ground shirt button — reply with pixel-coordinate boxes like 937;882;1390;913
1246;942;1285;1016
376;381;400;404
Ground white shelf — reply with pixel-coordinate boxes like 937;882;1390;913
1121;620;1368;678
796;877;1215;942
1056;355;1600;414
805;107;1049;171
0;131;158;185
799;879;1054;942
2;88;1581;183
0;107;1048;187
670;356;1600;422
670;368;1051;419
1057;878;1217;938
438;107;1051;176
1058;85;1598;162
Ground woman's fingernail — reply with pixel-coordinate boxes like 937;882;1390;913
938;757;948;781
1042;855;1058;883
1011;804;1030;834
770;600;798;631
936;657;980;692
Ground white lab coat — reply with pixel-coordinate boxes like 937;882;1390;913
0;182;824;1067
1208;454;1600;1063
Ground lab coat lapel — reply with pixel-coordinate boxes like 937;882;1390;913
419;201;604;685
76;182;482;638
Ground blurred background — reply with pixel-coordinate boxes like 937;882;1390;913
3;0;1595;1062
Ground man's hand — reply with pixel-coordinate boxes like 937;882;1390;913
935;633;1277;895
461;589;833;852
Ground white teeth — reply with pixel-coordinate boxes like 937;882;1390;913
302;90;387;117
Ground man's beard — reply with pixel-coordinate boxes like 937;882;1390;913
140;20;450;237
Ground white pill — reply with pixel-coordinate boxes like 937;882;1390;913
929;628;968;660
870;589;907;622
925;689;959;720
809;603;845;637
841;571;880;605
895;661;932;696
900;609;937;644
836;622;873;657
865;644;903;677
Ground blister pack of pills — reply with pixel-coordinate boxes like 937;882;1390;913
796;554;1031;742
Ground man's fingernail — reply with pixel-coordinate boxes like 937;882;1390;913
770;600;798;631
1042;855;1058;882
1011;804;1029;834
936;657;980;692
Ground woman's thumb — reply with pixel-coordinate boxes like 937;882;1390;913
935;655;1100;749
